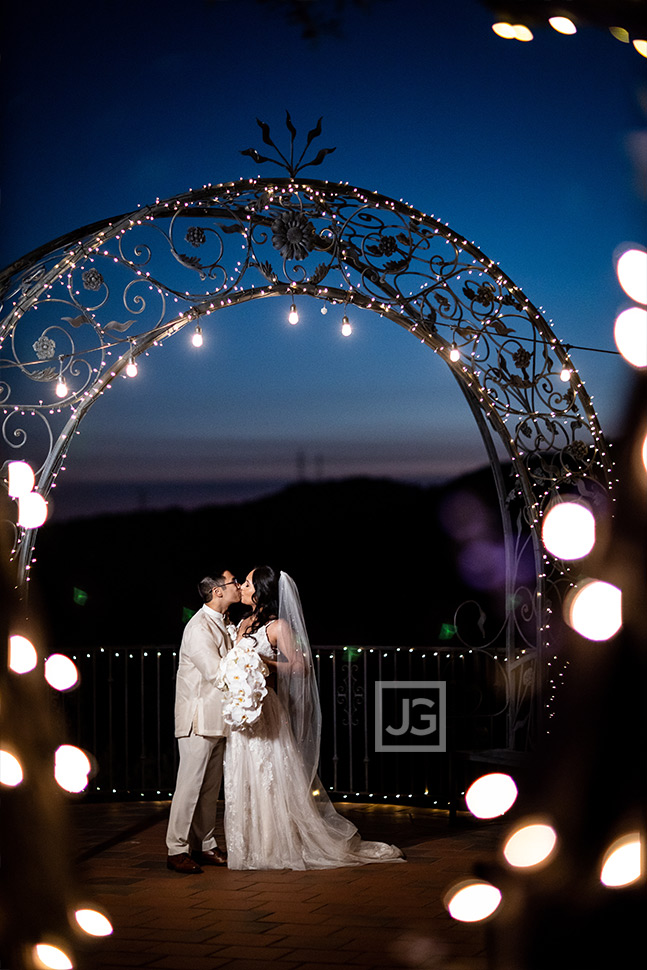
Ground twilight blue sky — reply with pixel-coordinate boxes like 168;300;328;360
2;0;645;515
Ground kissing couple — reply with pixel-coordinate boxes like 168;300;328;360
166;565;404;871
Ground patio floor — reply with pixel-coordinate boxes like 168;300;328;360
70;800;504;970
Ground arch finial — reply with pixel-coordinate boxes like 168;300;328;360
241;112;336;177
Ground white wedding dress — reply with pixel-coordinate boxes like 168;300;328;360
224;624;404;870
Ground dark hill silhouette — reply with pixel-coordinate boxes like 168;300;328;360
31;471;504;650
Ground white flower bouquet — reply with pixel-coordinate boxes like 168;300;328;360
217;645;269;728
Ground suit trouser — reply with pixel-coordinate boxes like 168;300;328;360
166;732;226;855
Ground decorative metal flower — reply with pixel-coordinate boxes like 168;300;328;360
82;269;104;291
272;211;315;261
33;334;56;360
513;347;532;370
185;226;206;248
566;440;589;461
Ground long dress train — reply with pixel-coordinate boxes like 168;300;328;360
224;624;404;870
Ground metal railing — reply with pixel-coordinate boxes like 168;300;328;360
56;644;511;806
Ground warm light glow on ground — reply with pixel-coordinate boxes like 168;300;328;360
55;745;92;793
600;833;642;887
0;750;24;787
445;880;502;922
541;500;596;560
503;821;558;868
465;772;518;818
566;580;622;641
614;306;647;368
74;908;113;936
9;634;38;674
33;944;73;970
45;654;80;691
616;248;647;305
549;17;576;35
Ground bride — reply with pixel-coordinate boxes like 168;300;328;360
223;565;405;870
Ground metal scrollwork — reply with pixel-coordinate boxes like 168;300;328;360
0;119;613;748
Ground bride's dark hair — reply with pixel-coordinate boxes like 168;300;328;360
247;564;279;634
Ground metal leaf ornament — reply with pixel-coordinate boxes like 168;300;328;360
241;112;336;177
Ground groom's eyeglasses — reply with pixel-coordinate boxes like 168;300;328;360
214;579;239;589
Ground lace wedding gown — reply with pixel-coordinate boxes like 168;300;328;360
224;624;404;870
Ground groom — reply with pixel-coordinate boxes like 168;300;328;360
166;570;241;874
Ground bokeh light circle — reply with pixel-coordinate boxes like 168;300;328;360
33;944;73;970
17;491;48;528
465;772;518;819
566;580;622;641
616;248;647;305
45;654;79;691
503;822;558;868
9;634;38;674
74;908;113;937
600;833;642;887
7;460;35;498
541;501;596;560
445;880;502;922
55;745;92;793
549;17;577;35
614;306;647;368
0;750;24;787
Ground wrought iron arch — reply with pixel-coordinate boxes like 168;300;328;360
0;165;614;746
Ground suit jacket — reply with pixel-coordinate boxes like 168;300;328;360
174;605;232;738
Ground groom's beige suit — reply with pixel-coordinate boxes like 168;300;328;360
166;604;232;856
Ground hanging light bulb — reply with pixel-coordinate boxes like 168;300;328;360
125;356;138;378
288;303;299;325
341;314;352;337
450;344;461;362
55;363;67;398
191;324;203;347
560;366;572;382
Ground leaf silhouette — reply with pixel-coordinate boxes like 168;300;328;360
256;118;276;149
240;148;274;165
104;319;136;332
302;146;336;169
61;314;91;328
305;117;323;148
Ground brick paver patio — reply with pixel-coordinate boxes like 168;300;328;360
71;801;503;970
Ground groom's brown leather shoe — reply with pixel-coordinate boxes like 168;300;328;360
167;852;203;874
191;847;227;866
